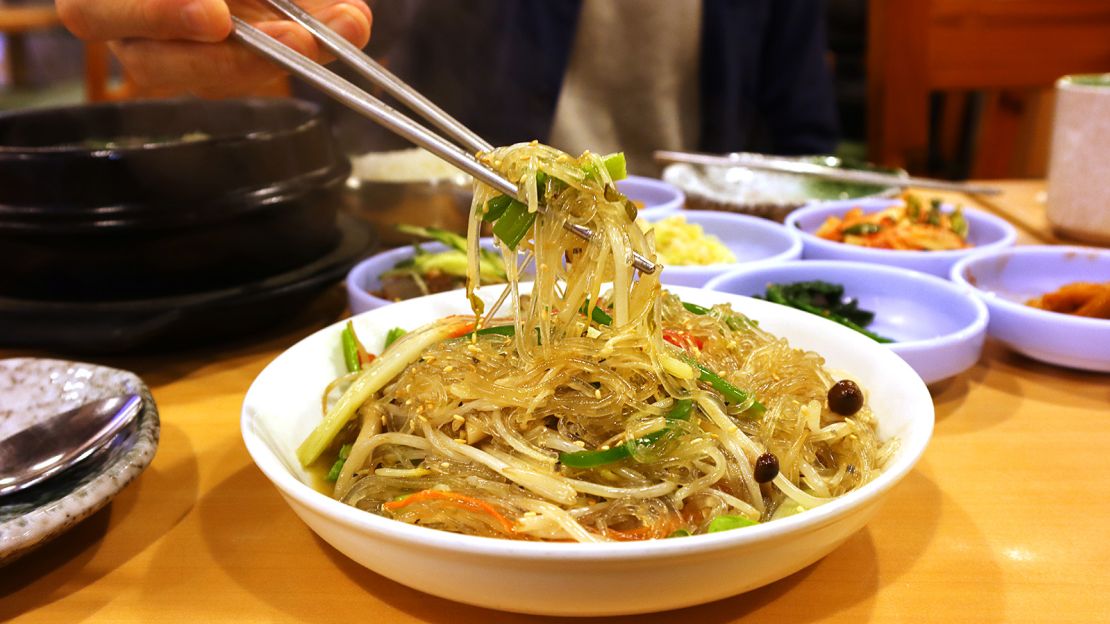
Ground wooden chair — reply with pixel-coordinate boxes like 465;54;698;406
868;0;1110;178
0;5;61;87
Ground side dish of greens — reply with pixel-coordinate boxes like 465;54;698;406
757;281;893;343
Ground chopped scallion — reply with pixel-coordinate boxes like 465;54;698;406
325;443;353;481
491;199;535;250
707;514;758;533
383;327;406;350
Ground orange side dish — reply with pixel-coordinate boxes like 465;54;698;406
1026;282;1110;319
815;193;970;251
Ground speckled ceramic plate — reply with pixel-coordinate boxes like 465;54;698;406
0;358;159;564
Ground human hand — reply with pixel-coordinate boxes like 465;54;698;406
57;0;372;96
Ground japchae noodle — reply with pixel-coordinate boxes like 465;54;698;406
298;142;895;541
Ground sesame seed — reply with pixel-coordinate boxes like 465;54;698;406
523;511;538;517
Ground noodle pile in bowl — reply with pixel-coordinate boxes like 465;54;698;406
297;142;896;542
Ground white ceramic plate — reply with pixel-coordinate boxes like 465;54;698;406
241;285;933;616
0;358;159;564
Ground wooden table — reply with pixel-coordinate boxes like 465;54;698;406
3;180;1108;623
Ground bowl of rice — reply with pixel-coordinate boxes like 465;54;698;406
344;148;473;248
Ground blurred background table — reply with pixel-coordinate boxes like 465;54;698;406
3;180;1108;623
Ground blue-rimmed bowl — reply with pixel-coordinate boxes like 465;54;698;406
705;260;989;385
647;211;802;288
951;245;1110;372
620;175;685;220
784;198;1017;277
347;238;505;314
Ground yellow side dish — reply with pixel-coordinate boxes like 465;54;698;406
646;215;737;266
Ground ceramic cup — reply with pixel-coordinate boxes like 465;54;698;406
1045;74;1110;246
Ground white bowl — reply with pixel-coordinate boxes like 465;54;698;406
951;245;1110;371
648;211;802;288
618;175;685;220
241;284;933;616
346;238;503;314
785;198;1017;277
705;261;989;385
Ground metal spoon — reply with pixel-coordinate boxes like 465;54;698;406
0;394;142;496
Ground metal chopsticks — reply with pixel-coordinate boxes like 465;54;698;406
229;13;657;274
654;150;1002;196
261;0;491;155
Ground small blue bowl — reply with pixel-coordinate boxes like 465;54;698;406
347;239;502;314
619;175;685;220
648;211;802;288
785;198;1017;277
951;245;1110;372
705;260;989;385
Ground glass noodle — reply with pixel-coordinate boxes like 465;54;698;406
299;142;895;541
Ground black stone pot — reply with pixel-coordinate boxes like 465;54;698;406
0;97;351;301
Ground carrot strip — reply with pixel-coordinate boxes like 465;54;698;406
384;490;516;533
662;329;705;351
445;323;477;339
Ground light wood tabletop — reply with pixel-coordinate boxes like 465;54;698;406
3;180;1108;623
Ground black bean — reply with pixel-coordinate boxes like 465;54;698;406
754;452;779;483
828;379;864;415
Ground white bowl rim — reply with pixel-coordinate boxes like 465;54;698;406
704;259;990;353
644;210;803;274
784;200;1018;261
242;284;933;561
620;173;685;199
347;238;500;310
950;245;1110;331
